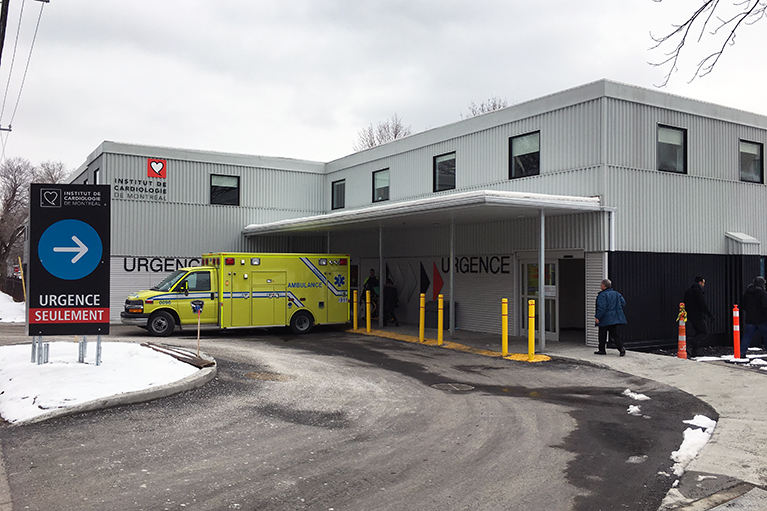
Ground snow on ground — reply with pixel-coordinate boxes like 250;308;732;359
671;415;717;476
0;292;201;424
623;389;716;480
0;342;199;424
0;291;25;323
622;388;651;401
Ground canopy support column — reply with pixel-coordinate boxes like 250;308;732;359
450;220;455;336
539;209;546;352
379;225;384;329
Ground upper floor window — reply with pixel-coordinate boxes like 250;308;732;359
510;131;540;179
332;179;345;209
657;125;687;174
210;174;240;205
373;169;389;202
433;152;456;192
740;140;763;183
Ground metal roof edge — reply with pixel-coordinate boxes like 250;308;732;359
87;141;327;173
243;190;604;235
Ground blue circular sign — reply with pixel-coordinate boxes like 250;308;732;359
38;219;103;280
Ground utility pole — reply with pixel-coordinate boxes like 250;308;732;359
0;0;10;70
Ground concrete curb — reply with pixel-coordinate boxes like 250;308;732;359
11;348;218;426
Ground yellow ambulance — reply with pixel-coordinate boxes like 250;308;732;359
121;253;350;336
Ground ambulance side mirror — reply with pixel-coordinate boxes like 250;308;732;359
179;281;189;296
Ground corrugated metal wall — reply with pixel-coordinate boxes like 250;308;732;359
103;152;325;257
360;255;515;335
324;92;767;259
325;99;604;212
585;252;605;348
605;166;767;254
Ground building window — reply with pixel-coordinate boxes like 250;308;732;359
210;175;240;205
433;152;456;192
332;179;345;209
372;169;389;202
509;131;540;179
740;140;763;183
657;125;687;173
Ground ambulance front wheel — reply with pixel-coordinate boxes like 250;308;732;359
148;311;175;337
290;311;314;334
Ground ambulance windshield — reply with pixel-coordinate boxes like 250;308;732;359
152;270;186;291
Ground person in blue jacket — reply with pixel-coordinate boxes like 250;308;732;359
594;278;627;356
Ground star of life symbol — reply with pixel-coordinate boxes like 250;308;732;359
334;275;345;287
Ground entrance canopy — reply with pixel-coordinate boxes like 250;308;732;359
242;190;608;348
242;190;604;235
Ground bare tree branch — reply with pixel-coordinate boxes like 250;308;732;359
0;158;69;276
353;113;412;152
463;96;508;118
650;0;767;86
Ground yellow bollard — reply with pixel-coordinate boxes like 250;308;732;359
437;294;444;346
18;256;26;302
528;299;536;361
419;293;426;343
353;290;358;331
366;290;372;333
502;298;508;356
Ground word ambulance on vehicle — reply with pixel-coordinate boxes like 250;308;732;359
121;253;350;336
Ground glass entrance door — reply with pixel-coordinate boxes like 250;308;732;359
520;262;558;342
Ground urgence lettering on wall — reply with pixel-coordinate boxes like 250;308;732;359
441;255;511;275
123;257;201;272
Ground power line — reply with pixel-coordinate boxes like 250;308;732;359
8;0;44;127
0;0;26;126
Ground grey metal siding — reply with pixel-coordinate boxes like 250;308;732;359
585;251;605;348
325;100;604;211
605;166;767;254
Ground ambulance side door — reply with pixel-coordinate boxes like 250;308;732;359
251;272;287;326
175;270;218;325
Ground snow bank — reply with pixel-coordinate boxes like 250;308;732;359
0;342;198;423
0;291;25;323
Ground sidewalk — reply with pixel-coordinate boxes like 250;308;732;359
352;324;767;510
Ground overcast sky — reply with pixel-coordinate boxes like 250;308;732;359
0;0;765;173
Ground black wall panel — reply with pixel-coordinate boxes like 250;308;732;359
607;251;760;348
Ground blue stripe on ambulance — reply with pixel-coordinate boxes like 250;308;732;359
299;257;344;296
221;292;249;299
148;292;217;302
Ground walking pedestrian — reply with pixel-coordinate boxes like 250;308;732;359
683;276;714;358
383;278;399;326
594;279;627;356
739;276;767;358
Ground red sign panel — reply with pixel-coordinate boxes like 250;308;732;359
147;158;167;179
29;308;110;324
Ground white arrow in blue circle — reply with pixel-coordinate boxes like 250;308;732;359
38;219;102;280
53;235;89;263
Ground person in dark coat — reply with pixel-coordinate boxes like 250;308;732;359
683;276;714;358
594;279;627;356
382;278;399;326
739;276;767;358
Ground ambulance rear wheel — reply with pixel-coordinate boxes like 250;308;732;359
290;311;314;334
148;311;175;337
